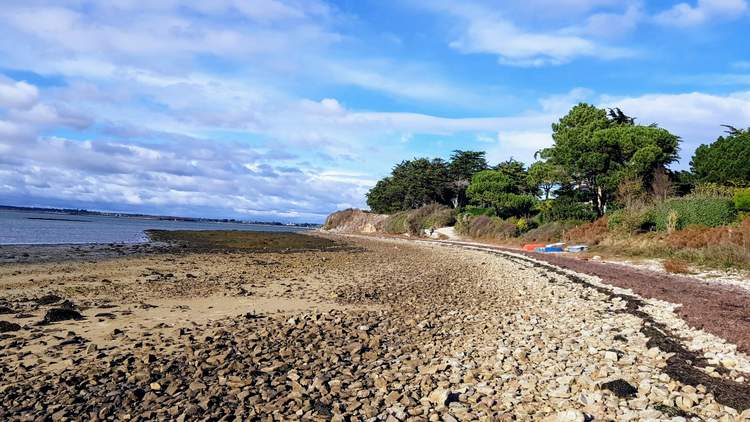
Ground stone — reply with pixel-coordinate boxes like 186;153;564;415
542;410;585;422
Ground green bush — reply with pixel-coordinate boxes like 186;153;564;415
382;211;409;234
652;198;736;230
734;188;750;211
463;206;496;217
539;198;597;223
607;208;655;232
381;204;456;235
522;221;580;243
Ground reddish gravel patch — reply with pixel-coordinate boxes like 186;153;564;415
448;241;750;355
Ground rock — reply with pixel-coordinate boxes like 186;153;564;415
603;351;618;361
150;382;162;391
601;379;637;398
720;357;737;369
427;388;456;406
188;381;206;392
0;305;16;314
0;320;21;333
36;294;63;305
41;308;84;324
542;410;585;422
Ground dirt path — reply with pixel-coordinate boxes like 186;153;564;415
1;234;750;420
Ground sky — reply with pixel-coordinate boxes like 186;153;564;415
0;0;749;223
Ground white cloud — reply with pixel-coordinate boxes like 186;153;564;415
601;90;750;167
487;131;553;164
0;77;38;109
421;2;635;66
655;0;748;26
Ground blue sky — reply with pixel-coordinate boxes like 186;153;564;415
0;0;748;222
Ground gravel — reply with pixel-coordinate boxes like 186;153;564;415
1;235;749;420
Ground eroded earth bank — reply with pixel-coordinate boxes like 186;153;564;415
1;232;749;421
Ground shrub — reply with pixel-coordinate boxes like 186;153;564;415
663;259;690;274
734;188;750;211
539;198;597;223
463;206;496;217
492;193;537;219
690;182;735;199
564;217;609;245
606;208;655;232
523;221;580;243
381;211;409;234
652;198;736;230
516;218;529;233
381;204;456;236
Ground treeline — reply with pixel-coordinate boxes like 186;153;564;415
367;103;750;233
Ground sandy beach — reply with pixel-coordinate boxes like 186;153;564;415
1;231;749;421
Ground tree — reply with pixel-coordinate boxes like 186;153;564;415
540;104;679;215
366;158;451;213
494;158;535;195
690;127;750;187
527;161;566;199
465;170;537;218
607;107;635;125
447;150;488;208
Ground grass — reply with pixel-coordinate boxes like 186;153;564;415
146;230;347;253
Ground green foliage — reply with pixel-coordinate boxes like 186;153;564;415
691;129;750;186
527;161;567;199
447;150;489;208
366;158;451;213
671;170;696;196
538;197;597;223
463;206;496;217
733;188;750;211
416;204;456;230
690;182;736;199
382;212;409;234
516;218;529;233
652;198;736;230
540;103;679;215
448;150;488;182
466;170;537;218
492;193;537;219
466;170;516;203
380;204;455;235
495;158;536;195
606;208;655;232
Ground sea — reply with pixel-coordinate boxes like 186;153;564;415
0;209;310;245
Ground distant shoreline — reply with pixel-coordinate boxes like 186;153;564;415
27;217;91;223
0;204;320;228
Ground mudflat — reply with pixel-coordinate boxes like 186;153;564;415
1;232;749;420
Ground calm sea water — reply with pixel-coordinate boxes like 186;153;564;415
0;210;309;245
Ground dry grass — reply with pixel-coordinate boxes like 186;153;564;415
663;259;690;274
564;217;610;245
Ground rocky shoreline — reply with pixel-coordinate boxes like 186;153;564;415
1;233;749;420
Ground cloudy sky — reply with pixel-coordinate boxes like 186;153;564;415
0;0;749;222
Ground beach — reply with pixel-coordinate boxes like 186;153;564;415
1;231;749;420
